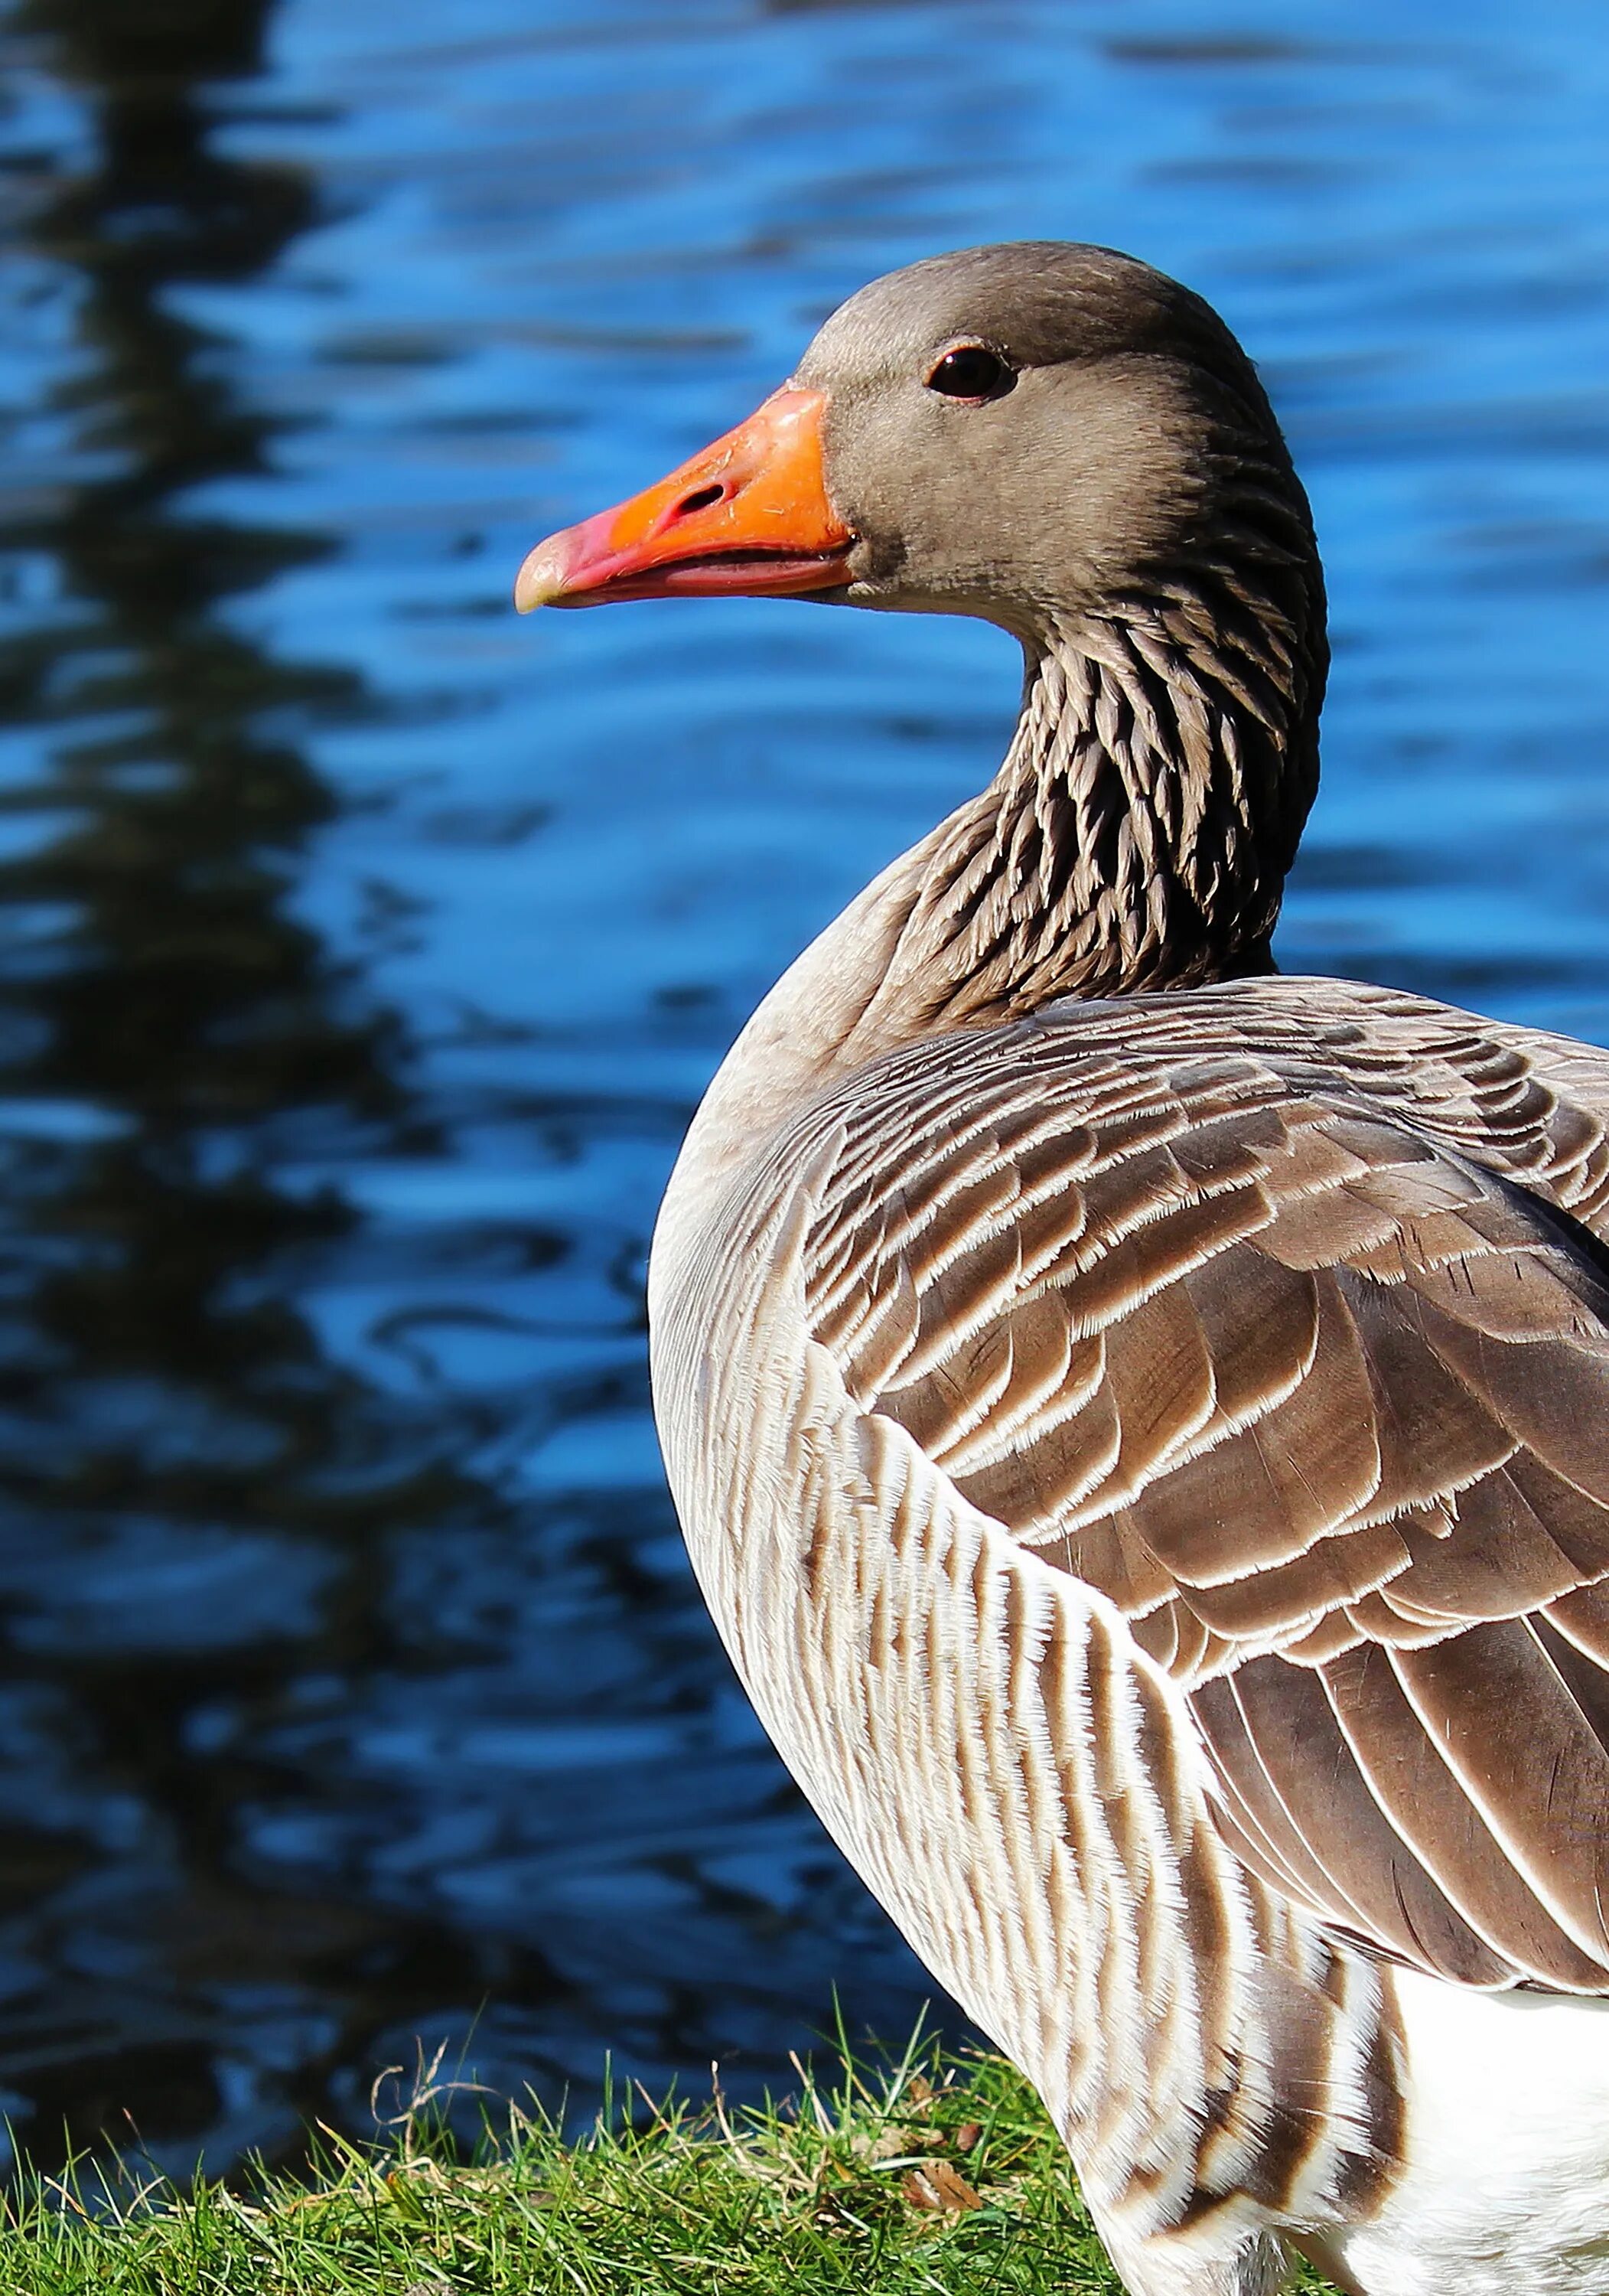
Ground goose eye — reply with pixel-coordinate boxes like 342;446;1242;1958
925;345;1015;401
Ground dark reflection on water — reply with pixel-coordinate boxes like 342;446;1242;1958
1;0;1608;2177
0;0;480;2167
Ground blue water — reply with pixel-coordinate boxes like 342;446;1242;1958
2;0;1609;2174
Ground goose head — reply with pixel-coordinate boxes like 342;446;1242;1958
517;243;1328;993
516;240;1322;664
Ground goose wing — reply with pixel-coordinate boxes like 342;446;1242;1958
796;978;1609;1990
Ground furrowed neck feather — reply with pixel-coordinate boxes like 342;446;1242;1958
887;583;1320;1024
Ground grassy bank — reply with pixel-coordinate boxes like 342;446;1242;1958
0;2040;1340;2294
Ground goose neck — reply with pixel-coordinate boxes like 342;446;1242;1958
674;595;1318;1196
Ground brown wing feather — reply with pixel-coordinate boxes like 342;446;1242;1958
798;979;1609;1990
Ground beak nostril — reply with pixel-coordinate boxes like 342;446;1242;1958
672;481;728;520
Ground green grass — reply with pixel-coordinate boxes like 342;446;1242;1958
0;2036;1343;2294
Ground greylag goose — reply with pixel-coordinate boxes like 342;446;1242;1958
516;243;1609;2296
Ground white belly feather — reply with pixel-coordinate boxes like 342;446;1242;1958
1321;1978;1609;2296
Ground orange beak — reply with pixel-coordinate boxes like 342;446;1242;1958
514;387;855;612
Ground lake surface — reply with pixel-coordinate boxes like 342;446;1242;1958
2;0;1609;2176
